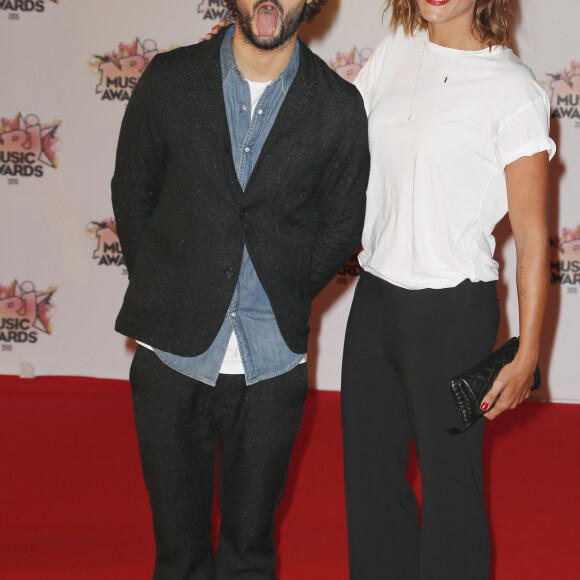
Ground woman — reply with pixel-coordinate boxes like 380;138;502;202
341;1;555;578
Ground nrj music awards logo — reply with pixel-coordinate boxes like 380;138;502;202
90;39;161;102
0;281;56;344
542;61;580;124
328;47;373;84
1;0;58;17
0;113;60;179
197;0;231;21
550;224;580;287
87;219;126;269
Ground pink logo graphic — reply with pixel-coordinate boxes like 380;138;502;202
0;113;60;178
542;61;580;122
0;280;56;344
197;0;231;21
550;224;580;286
328;47;373;83
90;39;160;102
87;219;126;268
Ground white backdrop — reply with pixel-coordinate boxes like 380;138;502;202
1;0;578;402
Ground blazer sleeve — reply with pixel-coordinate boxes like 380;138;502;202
111;55;166;276
309;89;369;297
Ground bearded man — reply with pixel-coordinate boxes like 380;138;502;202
111;1;369;578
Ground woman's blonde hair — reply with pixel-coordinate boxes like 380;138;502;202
384;0;512;47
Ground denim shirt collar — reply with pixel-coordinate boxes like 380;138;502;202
220;24;300;95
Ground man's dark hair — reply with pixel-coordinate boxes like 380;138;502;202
225;0;328;24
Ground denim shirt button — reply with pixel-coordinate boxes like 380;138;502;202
225;267;235;279
239;209;248;219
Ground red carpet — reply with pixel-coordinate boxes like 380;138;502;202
1;375;579;579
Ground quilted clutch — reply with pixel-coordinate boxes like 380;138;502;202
447;337;541;435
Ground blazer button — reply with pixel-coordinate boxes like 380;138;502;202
239;209;247;219
225;267;235;279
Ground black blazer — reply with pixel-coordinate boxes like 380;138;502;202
111;28;369;356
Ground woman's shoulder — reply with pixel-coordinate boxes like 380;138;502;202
487;49;541;89
493;49;534;76
368;26;425;61
354;26;427;108
482;48;549;107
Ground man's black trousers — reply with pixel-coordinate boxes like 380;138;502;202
130;346;309;580
342;271;500;580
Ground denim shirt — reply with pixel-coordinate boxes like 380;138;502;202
154;25;304;386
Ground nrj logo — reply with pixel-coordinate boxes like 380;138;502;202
0;113;60;178
90;39;160;102
1;0;58;14
87;219;126;268
197;0;231;21
550;224;580;286
328;47;373;84
0;280;56;344
541;61;580;123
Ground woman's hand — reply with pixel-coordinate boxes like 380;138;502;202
198;19;232;42
480;356;538;420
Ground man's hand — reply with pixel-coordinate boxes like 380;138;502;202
199;19;231;42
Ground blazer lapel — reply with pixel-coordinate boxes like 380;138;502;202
258;51;317;160
188;30;242;201
194;43;230;144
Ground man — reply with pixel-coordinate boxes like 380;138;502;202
111;1;369;578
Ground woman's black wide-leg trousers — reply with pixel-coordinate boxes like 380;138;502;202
342;271;500;580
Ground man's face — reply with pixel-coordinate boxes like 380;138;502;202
236;0;309;50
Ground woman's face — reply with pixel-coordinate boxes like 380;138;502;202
416;0;477;30
415;0;482;47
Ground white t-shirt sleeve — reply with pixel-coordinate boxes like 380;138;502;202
497;87;556;169
354;35;391;115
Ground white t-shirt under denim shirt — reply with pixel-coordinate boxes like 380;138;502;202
354;29;556;290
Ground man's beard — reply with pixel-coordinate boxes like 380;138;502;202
237;0;305;50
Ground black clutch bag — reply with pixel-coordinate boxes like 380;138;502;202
447;337;541;436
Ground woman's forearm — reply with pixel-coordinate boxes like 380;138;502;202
514;233;549;369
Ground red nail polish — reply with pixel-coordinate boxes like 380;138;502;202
480;402;489;411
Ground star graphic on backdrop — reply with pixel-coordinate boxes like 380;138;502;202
13;280;54;334
17;113;59;168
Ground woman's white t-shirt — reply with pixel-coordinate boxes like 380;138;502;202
354;29;556;290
